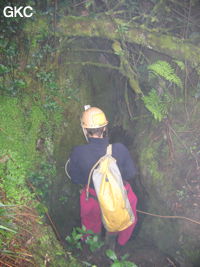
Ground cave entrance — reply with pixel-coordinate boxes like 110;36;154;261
48;38;183;266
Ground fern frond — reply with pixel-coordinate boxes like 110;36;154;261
148;60;183;88
142;89;169;121
173;60;185;71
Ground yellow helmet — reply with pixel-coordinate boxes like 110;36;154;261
81;107;108;129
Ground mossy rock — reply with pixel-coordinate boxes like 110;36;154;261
30;225;83;267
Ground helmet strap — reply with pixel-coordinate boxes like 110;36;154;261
82;126;89;142
103;127;108;138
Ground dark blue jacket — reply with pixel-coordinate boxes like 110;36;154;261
68;137;137;186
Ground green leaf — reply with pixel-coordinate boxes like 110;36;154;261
0;203;17;207
112;261;138;267
93;235;98;242
106;249;118;261
121;253;129;261
142;89;169;121
0;225;17;233
82;225;86;231
55;251;64;256
0;64;10;74
123;262;138;267
65;236;71;242
81;261;94;266
85;0;94;9
77;243;82;250
148;60;183;88
75;234;83;240
111;263;121;267
173;60;185;70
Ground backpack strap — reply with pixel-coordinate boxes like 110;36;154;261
106;144;112;155
86;144;112;200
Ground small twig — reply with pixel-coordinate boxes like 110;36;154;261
0;259;17;267
166;257;177;267
12;218;36;235
14;251;33;258
14;212;39;218
4;252;35;266
72;0;88;8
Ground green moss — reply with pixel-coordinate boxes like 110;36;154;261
0;96;44;202
185;249;200;266
0;11;95;266
30;225;83;267
0;150;31;204
0;96;44;165
141;145;163;182
23;16;50;49
59;16;95;37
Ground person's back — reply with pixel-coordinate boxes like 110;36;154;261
68;136;137;186
66;106;138;248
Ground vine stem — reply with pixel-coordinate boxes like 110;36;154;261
137;209;200;225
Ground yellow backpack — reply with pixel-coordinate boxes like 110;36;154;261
86;145;134;232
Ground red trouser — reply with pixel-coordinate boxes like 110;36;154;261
80;182;138;246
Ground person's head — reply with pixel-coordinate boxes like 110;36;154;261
81;107;108;140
